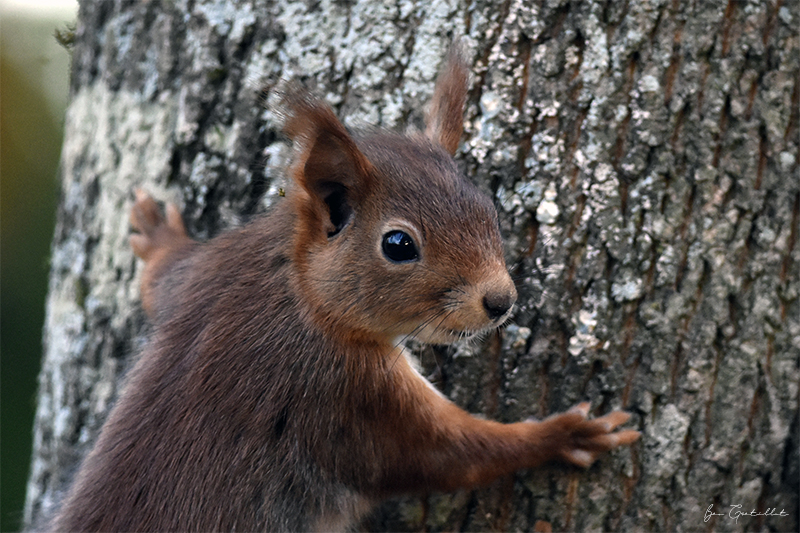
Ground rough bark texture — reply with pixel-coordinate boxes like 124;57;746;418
26;0;798;531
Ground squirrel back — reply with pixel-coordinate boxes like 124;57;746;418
50;47;639;532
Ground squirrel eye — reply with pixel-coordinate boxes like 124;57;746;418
381;230;419;263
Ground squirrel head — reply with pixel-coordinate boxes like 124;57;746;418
281;48;517;345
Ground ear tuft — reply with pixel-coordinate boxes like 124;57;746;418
280;84;340;145
279;83;374;237
280;83;373;189
425;43;470;155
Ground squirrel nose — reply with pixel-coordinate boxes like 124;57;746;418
482;291;515;321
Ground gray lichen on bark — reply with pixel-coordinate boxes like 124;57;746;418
27;0;798;531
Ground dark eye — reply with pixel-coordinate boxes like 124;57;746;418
381;230;419;263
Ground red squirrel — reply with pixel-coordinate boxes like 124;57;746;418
51;48;639;532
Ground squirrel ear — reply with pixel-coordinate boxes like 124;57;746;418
282;87;374;237
425;43;469;155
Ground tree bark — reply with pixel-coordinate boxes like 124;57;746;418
26;0;798;531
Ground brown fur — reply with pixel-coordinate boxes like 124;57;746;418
50;48;639;532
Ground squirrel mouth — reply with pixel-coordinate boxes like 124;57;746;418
438;317;512;342
445;328;476;338
411;316;509;344
438;327;486;342
406;326;476;344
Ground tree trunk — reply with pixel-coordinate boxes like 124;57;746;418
26;0;798;531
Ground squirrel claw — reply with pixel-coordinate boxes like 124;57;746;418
568;402;591;417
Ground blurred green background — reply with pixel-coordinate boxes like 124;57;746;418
1;1;77;530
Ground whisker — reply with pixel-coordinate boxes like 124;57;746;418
386;311;448;375
420;344;444;382
427;308;456;341
394;310;445;349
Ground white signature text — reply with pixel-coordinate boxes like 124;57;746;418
704;504;789;524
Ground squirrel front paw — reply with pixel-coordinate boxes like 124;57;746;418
130;189;190;261
538;402;640;468
130;189;193;317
